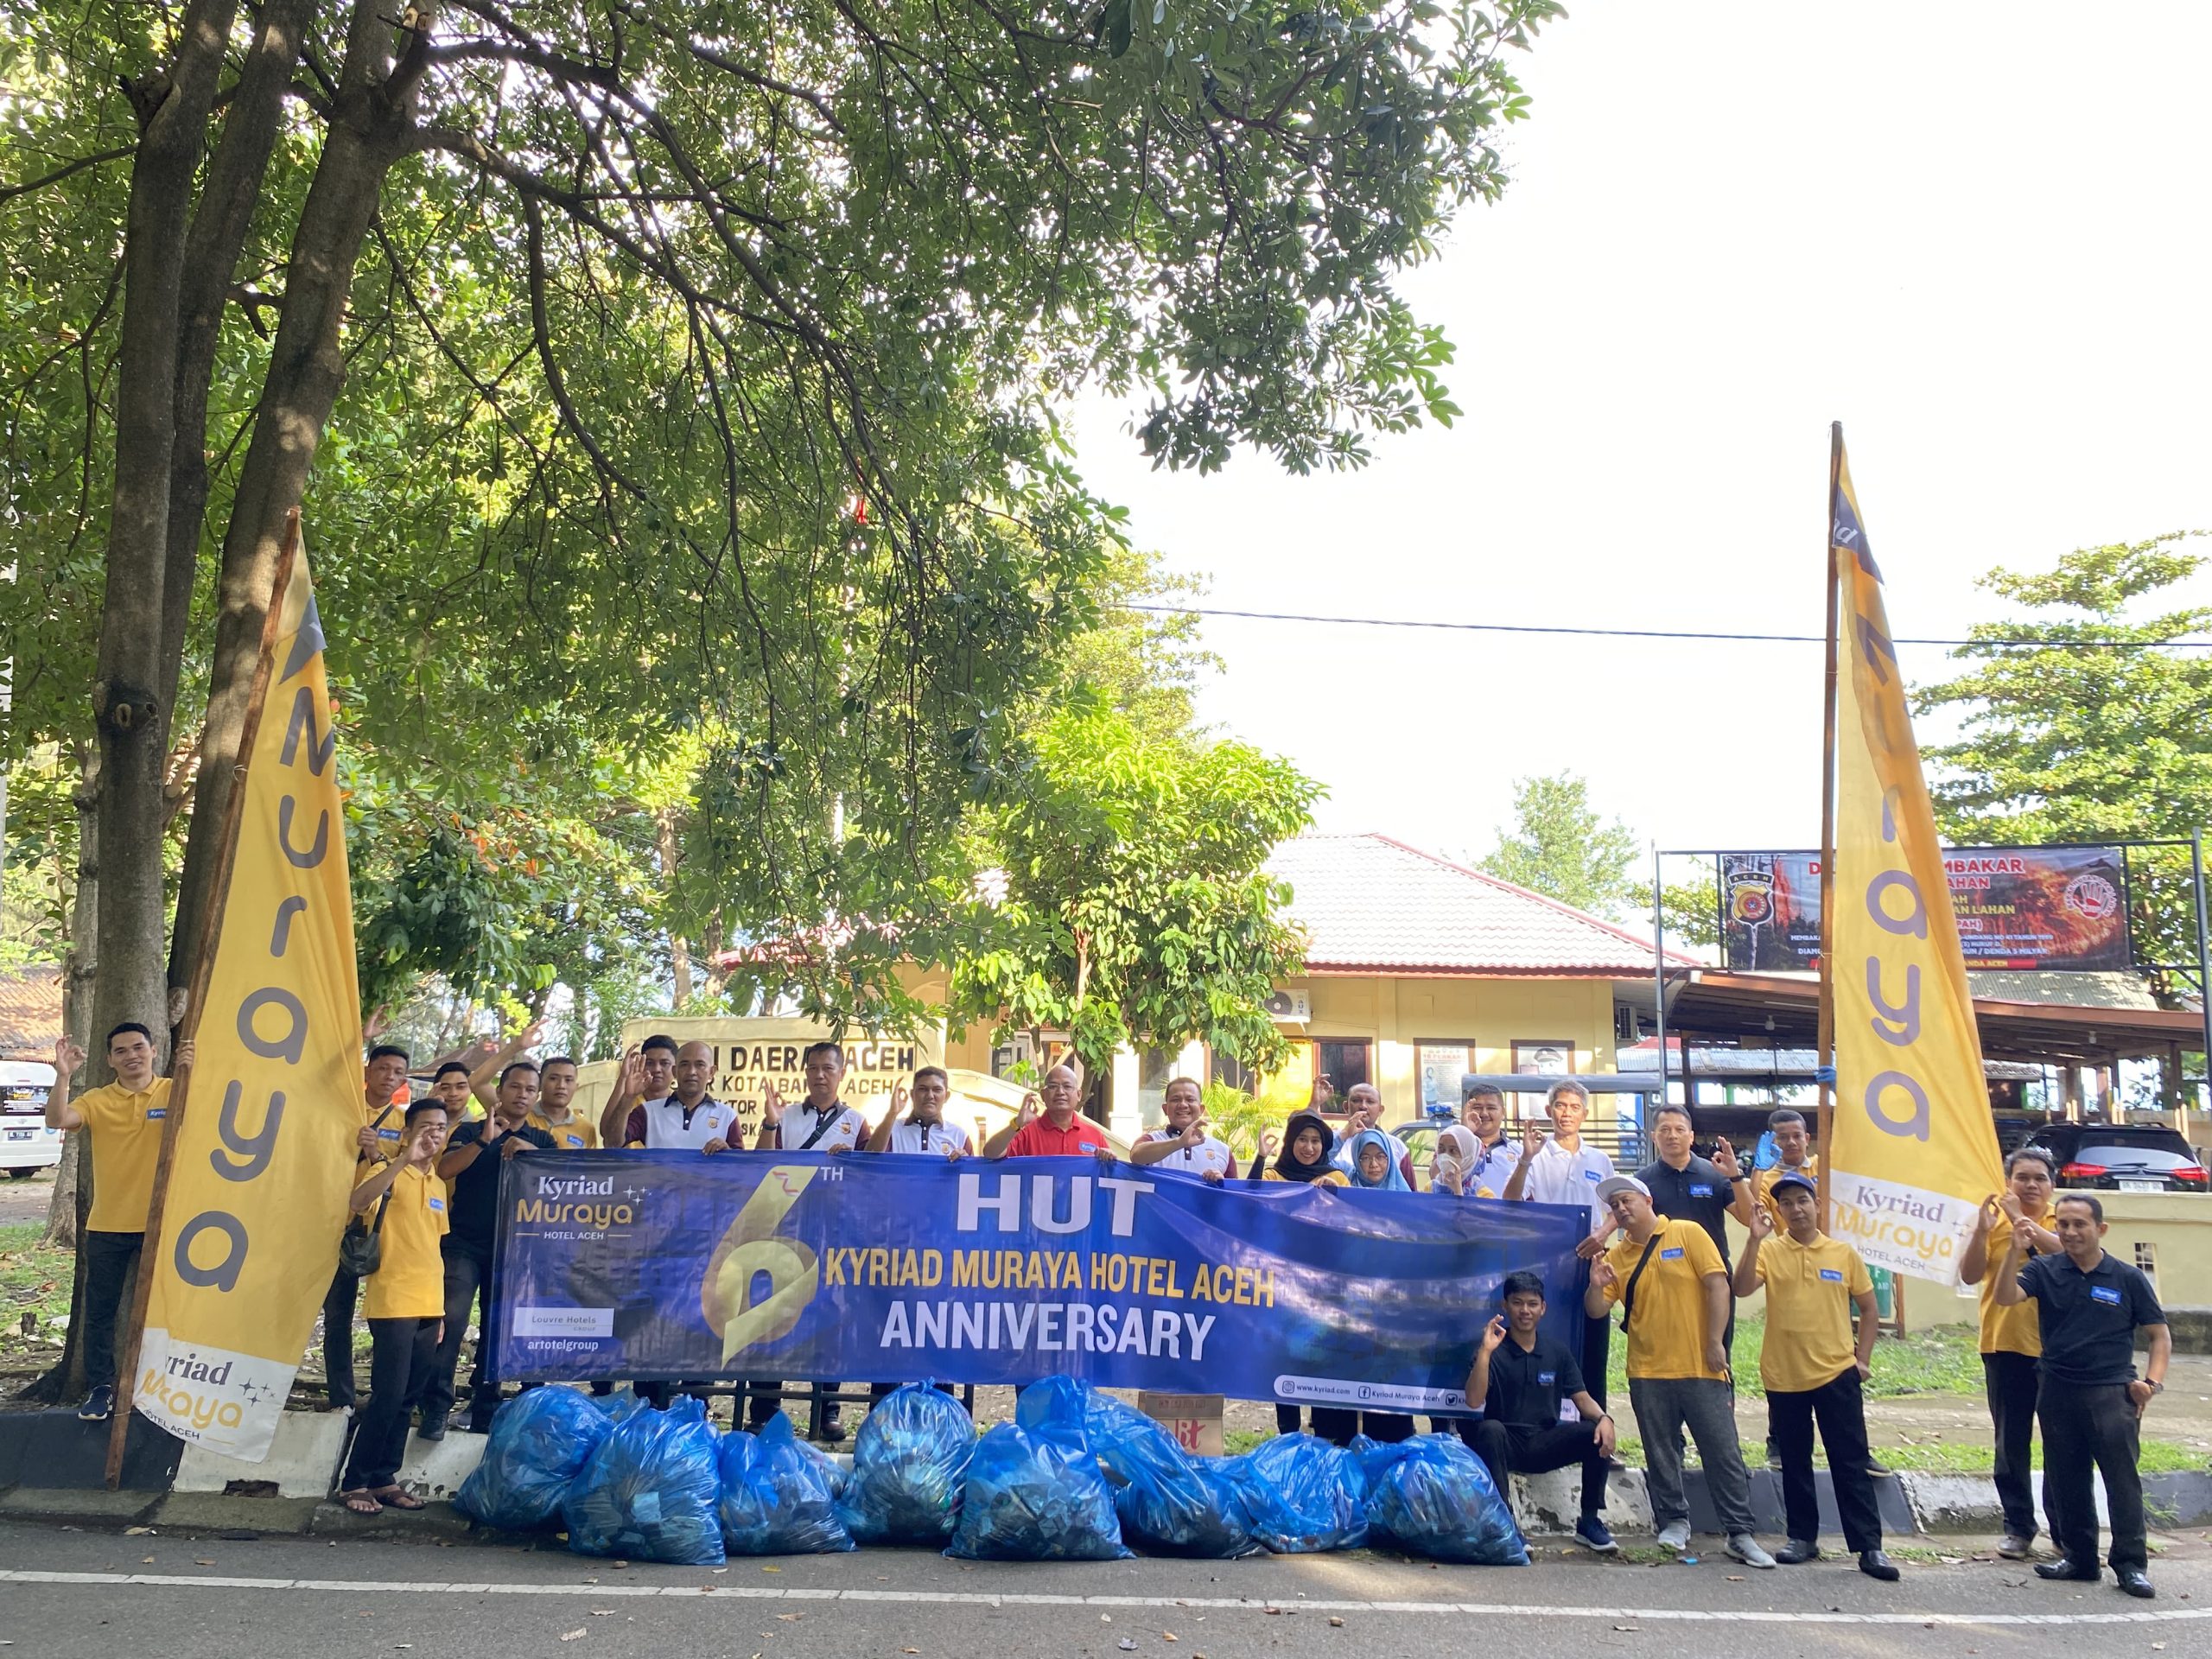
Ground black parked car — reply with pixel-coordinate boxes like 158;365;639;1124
2019;1123;2208;1193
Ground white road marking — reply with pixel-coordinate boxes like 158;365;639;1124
0;1568;2203;1624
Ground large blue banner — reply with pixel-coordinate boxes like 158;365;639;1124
493;1153;1592;1411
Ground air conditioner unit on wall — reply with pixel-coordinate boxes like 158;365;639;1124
1614;1004;1644;1045
1264;989;1312;1023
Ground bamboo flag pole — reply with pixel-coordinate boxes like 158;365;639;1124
1815;423;1842;1234
105;512;302;1489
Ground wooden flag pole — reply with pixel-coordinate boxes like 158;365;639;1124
105;512;303;1489
1815;423;1842;1234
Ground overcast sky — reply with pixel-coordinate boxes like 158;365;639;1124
1067;2;2212;882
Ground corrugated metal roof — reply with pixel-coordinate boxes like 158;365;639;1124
1268;834;1683;976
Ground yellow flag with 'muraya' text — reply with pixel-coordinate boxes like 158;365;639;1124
136;535;364;1459
1827;440;2004;1287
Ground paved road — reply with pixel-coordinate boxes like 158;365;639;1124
2;1520;2202;1657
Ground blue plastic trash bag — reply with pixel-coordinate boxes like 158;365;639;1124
455;1386;612;1530
836;1382;977;1545
563;1393;725;1565
1362;1433;1528;1566
1025;1378;1259;1559
1229;1432;1369;1553
596;1386;651;1424
946;1421;1131;1561
716;1412;855;1556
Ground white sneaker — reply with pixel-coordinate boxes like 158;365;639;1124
1726;1533;1777;1569
1656;1520;1692;1553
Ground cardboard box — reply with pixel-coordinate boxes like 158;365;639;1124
1138;1391;1224;1457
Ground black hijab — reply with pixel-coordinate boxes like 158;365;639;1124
1269;1110;1338;1182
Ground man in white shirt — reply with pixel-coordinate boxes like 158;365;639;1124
867;1067;971;1160
755;1042;867;1153
616;1039;742;1151
1130;1076;1233;1183
1504;1078;1620;1407
1459;1083;1521;1198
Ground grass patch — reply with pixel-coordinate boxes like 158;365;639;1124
1223;1428;1269;1455
1605;1313;1985;1401
0;1221;75;1363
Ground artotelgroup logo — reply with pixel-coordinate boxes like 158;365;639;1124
701;1165;823;1363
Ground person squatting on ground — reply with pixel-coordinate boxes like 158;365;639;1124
1733;1172;1896;1580
1586;1173;1774;1567
1465;1269;1618;1554
1994;1191;2171;1599
337;1098;453;1516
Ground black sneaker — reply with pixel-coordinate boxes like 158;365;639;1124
77;1383;115;1422
416;1410;448;1442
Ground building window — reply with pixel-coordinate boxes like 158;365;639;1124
1213;1052;1257;1095
1135;1047;1177;1130
1416;1043;1474;1115
1314;1039;1371;1099
2134;1242;2158;1284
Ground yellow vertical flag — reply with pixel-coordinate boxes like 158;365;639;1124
1827;439;2005;1286
135;531;363;1459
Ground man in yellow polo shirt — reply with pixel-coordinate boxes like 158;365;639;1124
44;1023;194;1421
338;1099;453;1516
1960;1146;2063;1559
1732;1171;1896;1580
1586;1173;1773;1567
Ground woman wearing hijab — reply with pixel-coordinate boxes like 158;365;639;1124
1253;1112;1360;1441
1430;1124;1480;1195
1259;1111;1351;1186
1344;1127;1414;1193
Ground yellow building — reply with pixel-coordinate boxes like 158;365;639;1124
926;834;1678;1143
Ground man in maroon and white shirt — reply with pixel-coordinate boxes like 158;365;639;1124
754;1042;868;1154
619;1039;741;1152
983;1065;1116;1163
1130;1075;1231;1183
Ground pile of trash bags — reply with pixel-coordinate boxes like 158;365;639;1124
456;1377;1525;1567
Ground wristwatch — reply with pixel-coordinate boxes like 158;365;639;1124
1728;1173;1751;1184
2147;1379;2165;1394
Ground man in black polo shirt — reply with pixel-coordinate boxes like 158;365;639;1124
1465;1270;1618;1553
423;1066;557;1437
1636;1104;1752;1268
1995;1191;2171;1599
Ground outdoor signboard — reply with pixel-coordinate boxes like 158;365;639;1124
1719;846;2129;972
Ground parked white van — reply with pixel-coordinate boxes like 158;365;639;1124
0;1058;60;1176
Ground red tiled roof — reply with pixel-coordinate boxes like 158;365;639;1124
0;963;64;1055
1267;834;1689;976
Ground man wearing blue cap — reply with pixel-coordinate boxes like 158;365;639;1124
1732;1170;1897;1580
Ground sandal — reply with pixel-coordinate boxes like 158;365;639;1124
340;1490;383;1516
370;1485;426;1511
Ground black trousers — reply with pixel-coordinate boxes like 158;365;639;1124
1984;1350;2051;1541
1767;1366;1883;1552
1357;1412;1416;1443
81;1230;143;1391
323;1266;361;1408
1581;1311;1611;1408
1466;1418;1608;1518
423;1249;493;1427
2039;1376;2146;1573
1275;1404;1361;1445
342;1316;440;1491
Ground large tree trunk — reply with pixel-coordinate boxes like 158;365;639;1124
155;0;320;758
88;0;243;1072
168;1;430;1001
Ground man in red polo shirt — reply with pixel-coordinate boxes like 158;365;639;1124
982;1065;1116;1163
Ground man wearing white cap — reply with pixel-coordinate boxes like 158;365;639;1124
1586;1173;1773;1567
